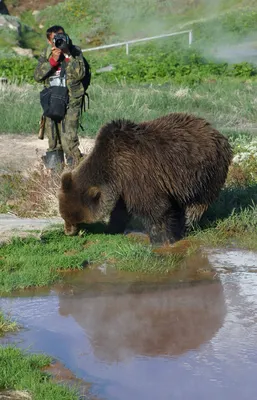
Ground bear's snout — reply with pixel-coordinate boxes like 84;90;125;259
64;221;79;236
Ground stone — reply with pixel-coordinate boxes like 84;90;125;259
0;390;32;400
0;14;21;35
12;46;34;58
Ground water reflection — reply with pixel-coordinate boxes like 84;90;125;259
58;280;226;361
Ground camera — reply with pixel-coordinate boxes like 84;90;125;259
53;33;69;50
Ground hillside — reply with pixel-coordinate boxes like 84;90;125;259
1;0;257;86
2;0;257;52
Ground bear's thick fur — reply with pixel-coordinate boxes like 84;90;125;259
58;113;233;244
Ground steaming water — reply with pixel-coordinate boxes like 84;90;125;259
1;248;257;400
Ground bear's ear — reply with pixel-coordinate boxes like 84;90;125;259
88;186;101;202
61;172;73;192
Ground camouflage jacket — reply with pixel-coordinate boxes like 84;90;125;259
34;44;86;99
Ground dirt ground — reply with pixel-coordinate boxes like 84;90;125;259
0;134;95;172
0;134;96;242
5;0;65;15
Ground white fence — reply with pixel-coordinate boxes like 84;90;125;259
82;30;193;55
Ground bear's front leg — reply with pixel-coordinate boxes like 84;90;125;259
106;197;131;234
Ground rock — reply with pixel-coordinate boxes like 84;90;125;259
0;214;63;245
12;46;34;58
0;390;32;400
0;14;21;35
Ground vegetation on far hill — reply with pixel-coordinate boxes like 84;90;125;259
1;0;257;84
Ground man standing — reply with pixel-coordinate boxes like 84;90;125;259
34;25;86;168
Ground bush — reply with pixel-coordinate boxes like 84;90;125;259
0;57;37;84
1;44;257;87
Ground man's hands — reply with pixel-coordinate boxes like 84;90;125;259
51;47;62;62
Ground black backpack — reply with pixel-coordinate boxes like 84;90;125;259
40;61;69;122
82;56;91;93
81;55;91;112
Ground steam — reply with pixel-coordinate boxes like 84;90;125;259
107;0;170;41
103;0;257;65
209;36;257;65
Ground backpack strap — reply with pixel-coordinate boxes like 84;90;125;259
85;92;90;109
79;91;90;131
80;92;89;114
60;59;66;78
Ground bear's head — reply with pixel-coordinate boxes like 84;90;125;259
58;172;102;236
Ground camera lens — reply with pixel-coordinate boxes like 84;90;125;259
55;39;63;48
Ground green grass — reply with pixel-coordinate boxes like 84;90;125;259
1;79;257;136
195;206;257;249
0;229;192;294
0;312;18;336
0;346;79;399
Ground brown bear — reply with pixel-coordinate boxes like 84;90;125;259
58;113;233;244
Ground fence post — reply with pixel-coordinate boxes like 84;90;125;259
126;42;129;55
189;30;193;46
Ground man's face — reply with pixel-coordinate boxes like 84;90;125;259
47;30;64;46
48;30;70;53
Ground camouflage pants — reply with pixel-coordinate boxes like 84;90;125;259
45;96;83;162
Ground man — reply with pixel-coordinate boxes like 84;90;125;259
34;25;86;168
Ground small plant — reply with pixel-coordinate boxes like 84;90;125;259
0;312;19;336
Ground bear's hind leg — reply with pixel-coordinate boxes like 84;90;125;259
163;203;186;245
147;222;168;245
145;204;185;245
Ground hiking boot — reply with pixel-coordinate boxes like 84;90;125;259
66;152;83;168
42;149;64;171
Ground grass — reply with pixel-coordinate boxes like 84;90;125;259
0;312;18;336
1;79;257;136
195;206;257;249
0;229;194;294
0;164;60;217
0;346;79;399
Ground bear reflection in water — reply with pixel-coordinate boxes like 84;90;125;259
58;271;226;362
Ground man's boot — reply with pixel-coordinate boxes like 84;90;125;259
41;149;65;171
66;151;83;168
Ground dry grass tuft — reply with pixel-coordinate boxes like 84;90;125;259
0;162;62;218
